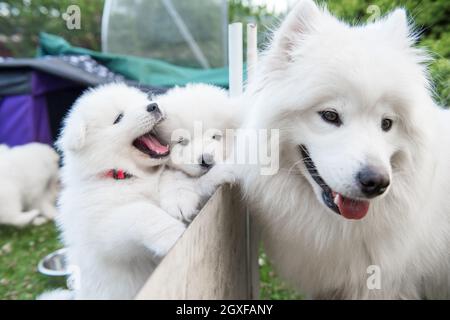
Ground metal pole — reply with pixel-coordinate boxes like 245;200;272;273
100;0;113;53
228;23;243;97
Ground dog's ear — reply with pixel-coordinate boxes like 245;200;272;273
267;0;322;66
56;112;87;153
383;9;410;43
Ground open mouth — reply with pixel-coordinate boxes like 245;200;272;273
299;145;369;220
133;131;170;159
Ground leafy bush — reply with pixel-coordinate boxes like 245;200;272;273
0;0;104;57
228;0;449;105
321;0;450;106
430;58;450;106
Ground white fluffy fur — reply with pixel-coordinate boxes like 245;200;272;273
56;83;186;299
38;289;74;300
240;0;450;299
0;144;9;153
0;143;59;227
156;84;238;222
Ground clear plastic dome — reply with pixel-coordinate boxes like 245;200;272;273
101;0;228;69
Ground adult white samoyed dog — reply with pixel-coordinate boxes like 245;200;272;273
55;83;186;299
240;0;450;299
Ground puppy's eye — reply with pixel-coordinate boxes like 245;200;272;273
212;134;222;141
319;110;341;126
381;118;393;132
113;113;123;124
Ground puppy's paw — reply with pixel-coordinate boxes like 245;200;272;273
216;166;237;185
32;216;48;226
162;201;184;221
25;209;41;222
152;223;186;262
177;191;201;222
41;206;58;220
167;193;201;223
178;206;200;224
200;165;237;196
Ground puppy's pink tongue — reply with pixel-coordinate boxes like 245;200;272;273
336;194;369;220
140;135;169;155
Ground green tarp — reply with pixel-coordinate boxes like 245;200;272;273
38;32;230;88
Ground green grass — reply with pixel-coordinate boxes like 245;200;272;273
0;223;300;300
0;223;64;300
258;251;303;300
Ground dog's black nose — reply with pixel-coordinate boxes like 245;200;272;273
199;153;215;169
357;167;390;198
147;102;160;114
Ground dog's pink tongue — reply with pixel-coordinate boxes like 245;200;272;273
140;135;169;154
336;194;369;220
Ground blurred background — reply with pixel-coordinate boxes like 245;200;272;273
0;0;448;300
0;0;448;105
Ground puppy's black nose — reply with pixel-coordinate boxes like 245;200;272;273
357;167;390;198
147;102;160;114
199;153;215;169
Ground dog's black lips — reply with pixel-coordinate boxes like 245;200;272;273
299;145;340;215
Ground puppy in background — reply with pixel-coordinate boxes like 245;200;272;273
55;83;185;299
156;84;238;223
0;144;9;153
0;143;59;227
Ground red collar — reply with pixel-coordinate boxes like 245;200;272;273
102;169;134;180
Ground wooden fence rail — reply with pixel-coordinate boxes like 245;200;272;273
136;184;259;299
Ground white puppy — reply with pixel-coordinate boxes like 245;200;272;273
156;84;238;223
56;83;186;299
240;0;450;299
0;143;59;227
0;144;9;153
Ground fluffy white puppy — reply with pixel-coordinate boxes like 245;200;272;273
0;143;59;227
240;0;450;299
156;84;238;222
56;83;186;299
0;144;9;153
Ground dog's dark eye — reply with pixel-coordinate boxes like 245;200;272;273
212;134;222;141
114;113;123;124
319;110;341;126
381;118;393;132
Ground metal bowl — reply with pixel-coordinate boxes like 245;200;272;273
38;248;71;277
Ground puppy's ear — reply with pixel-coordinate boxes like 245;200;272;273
56;112;87;153
383;9;411;44
267;0;322;67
